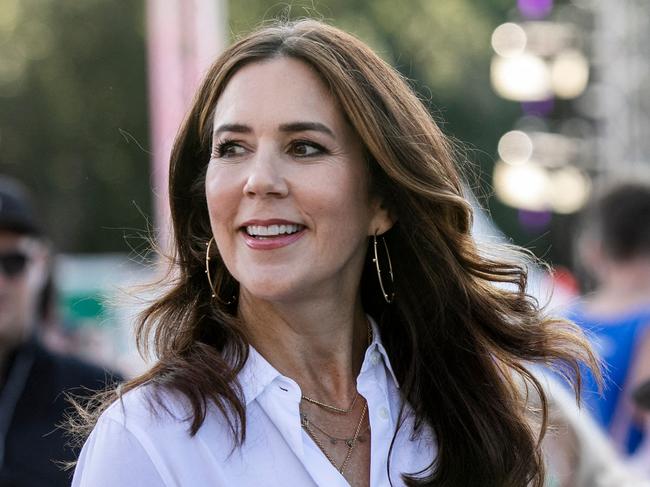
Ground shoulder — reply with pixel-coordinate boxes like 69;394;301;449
73;385;175;487
74;384;233;487
76;386;190;472
101;383;191;434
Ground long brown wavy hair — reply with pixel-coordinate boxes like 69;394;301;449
73;19;598;486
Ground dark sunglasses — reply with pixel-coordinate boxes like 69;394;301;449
0;252;29;278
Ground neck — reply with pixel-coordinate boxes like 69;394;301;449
587;257;650;313
238;292;369;403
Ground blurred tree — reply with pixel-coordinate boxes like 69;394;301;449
0;0;149;253
0;0;523;255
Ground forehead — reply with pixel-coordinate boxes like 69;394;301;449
213;57;344;129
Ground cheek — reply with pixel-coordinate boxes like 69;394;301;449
205;164;241;232
307;167;373;230
335;166;372;211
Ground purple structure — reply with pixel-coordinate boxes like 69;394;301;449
521;98;555;117
518;208;552;232
517;0;553;19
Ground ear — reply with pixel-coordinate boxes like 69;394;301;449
26;239;51;291
369;198;397;236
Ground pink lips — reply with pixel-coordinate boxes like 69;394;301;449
240;219;306;250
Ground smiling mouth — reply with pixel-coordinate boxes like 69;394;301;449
243;223;305;239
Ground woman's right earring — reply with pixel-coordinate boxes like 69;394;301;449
205;238;238;306
373;231;395;304
205;238;217;299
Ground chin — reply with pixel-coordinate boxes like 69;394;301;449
239;276;313;304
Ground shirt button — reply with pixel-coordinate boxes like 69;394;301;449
379;406;389;420
370;352;380;365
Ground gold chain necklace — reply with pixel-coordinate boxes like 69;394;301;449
300;412;370;445
301;391;358;414
301;402;368;474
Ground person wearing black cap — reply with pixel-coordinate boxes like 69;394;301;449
0;176;119;486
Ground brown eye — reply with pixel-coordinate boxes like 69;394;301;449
290;141;325;157
215;141;246;158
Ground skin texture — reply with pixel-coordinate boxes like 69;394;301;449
0;231;48;380
205;57;393;485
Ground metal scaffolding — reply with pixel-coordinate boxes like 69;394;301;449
594;0;650;179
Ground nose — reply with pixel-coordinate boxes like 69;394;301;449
243;150;289;198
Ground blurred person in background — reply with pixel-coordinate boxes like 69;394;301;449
568;182;650;456
0;176;119;487
539;370;650;486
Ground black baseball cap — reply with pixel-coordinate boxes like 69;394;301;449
0;176;43;237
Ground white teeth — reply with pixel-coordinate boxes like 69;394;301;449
246;224;301;237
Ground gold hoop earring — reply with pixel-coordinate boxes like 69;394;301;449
205;237;237;305
205;237;218;299
372;231;395;304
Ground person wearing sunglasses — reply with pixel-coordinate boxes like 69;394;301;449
0;176;119;487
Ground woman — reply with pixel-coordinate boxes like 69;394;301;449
72;20;596;486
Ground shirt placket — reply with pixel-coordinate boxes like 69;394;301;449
257;377;350;487
358;345;395;487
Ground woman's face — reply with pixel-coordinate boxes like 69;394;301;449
206;57;392;304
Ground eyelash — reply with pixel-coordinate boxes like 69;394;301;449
213;139;243;158
212;139;329;159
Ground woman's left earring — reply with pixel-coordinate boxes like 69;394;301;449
373;231;395;304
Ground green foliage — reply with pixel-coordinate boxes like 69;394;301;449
0;0;149;252
0;0;521;253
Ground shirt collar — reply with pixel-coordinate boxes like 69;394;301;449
367;315;400;389
239;346;283;406
238;314;401;405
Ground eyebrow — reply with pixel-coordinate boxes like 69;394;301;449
279;122;335;138
213;124;252;137
213;121;335;139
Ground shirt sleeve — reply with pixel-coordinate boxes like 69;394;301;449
72;416;167;487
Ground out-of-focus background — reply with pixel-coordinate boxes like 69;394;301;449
1;0;646;369
3;0;650;483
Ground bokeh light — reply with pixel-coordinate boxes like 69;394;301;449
548;166;591;213
491;53;552;101
491;23;527;57
498;130;533;165
551;49;590;99
493;160;550;211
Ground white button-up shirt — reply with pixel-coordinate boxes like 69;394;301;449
72;319;436;486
